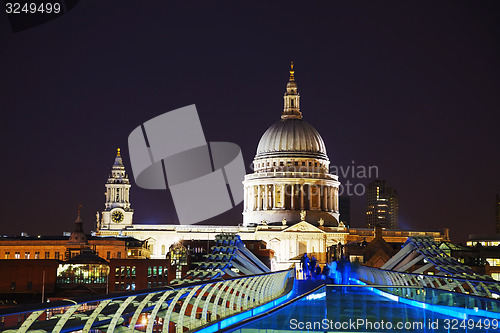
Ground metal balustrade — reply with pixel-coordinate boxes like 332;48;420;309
354;235;500;299
382;236;491;280
0;269;293;333
354;265;500;300
245;171;336;180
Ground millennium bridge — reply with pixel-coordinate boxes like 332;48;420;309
1;235;500;332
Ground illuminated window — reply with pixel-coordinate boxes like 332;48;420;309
349;255;364;263
132;266;136;278
159;266;163;276
25;252;30;259
170;244;188;268
486;258;500;267
55;252;60;260
153;266;158;276
45;252;49;259
115;267;120;278
4;252;9;259
35;252;40;259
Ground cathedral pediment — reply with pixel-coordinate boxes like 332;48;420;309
283;221;324;233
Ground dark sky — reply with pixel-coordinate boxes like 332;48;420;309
1;1;499;243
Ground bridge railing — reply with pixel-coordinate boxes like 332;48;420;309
0;269;294;333
354;265;500;301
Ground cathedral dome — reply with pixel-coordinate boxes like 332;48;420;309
256;118;328;160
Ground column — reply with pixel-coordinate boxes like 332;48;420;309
329;187;334;212
263;185;268;210
251;186;256;210
308;185;312;210
257;185;262;210
326;187;331;211
322;186;327;211
316;185;321;210
300;185;304;210
330;187;334;212
290;184;294;210
334;188;338;212
281;184;285;209
272;185;276;209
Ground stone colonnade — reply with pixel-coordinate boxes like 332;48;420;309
244;183;338;212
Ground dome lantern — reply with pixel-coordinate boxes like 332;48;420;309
281;61;302;120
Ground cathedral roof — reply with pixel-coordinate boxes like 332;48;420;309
256;119;328;160
255;62;328;160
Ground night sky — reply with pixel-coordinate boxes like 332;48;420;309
1;1;499;243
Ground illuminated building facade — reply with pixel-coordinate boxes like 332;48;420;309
365;180;398;229
97;65;448;270
242;62;340;227
0;212;151;261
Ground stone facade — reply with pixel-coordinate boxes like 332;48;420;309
96;64;450;271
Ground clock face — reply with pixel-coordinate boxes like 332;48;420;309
111;211;124;223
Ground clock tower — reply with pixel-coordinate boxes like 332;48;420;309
100;148;133;230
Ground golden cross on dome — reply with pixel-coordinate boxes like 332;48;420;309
289;61;295;82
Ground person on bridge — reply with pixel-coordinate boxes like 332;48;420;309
310;256;317;279
321;264;331;281
300;253;310;280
